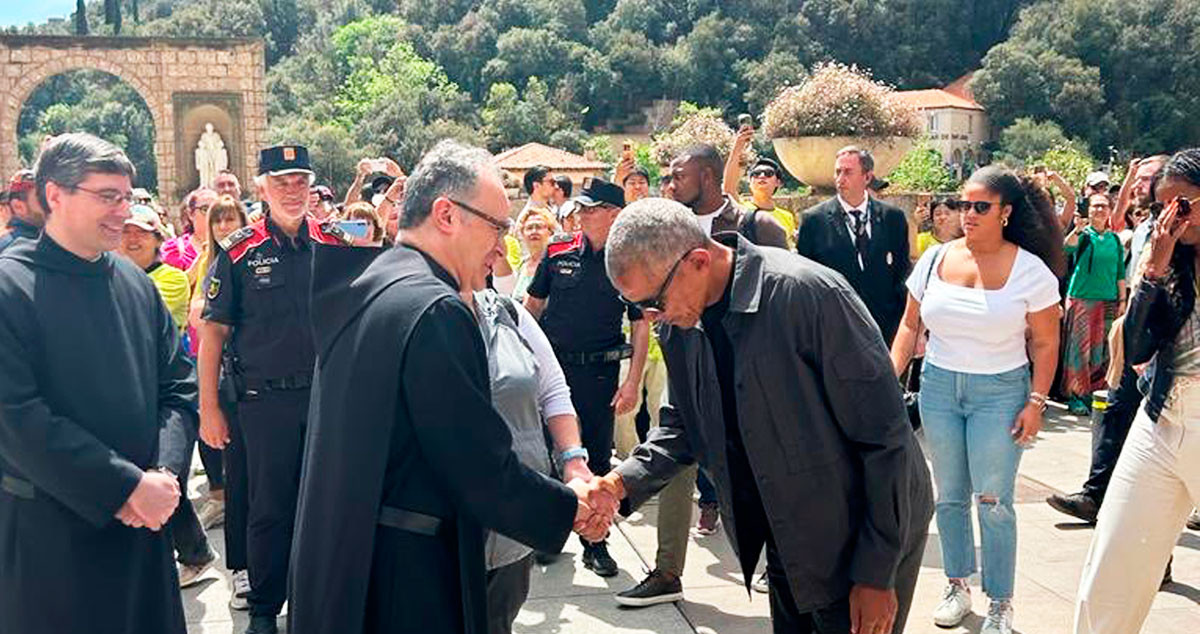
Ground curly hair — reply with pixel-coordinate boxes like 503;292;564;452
966;165;1067;277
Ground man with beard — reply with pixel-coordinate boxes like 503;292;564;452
290;139;608;634
0;133;196;634
1047;155;1171;525
198;145;351;634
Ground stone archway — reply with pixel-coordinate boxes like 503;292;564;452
0;34;267;207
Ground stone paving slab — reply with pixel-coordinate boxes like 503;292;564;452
187;407;1200;633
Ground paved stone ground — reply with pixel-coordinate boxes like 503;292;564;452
185;405;1200;633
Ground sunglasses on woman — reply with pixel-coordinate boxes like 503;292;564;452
944;200;1001;214
749;168;777;179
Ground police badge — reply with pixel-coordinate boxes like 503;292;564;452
207;277;221;300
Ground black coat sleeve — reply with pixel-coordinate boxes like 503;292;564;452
613;390;695;512
403;298;577;552
1124;278;1172;366
0;288;142;527
153;290;199;477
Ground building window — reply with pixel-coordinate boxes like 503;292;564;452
929;114;938;132
969;115;974;133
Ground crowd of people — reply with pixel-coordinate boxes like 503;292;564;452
0;122;1197;634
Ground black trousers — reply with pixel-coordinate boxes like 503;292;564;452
561;361;619;478
485;555;533;634
238;388;308;617
167;466;214;567
223;398;249;571
199;443;224;490
1082;366;1142;504
766;528;927;634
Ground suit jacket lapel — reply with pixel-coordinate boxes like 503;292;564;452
826;201;854;250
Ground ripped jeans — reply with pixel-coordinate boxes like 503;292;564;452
920;362;1029;600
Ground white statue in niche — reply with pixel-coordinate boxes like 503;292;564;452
195;123;228;188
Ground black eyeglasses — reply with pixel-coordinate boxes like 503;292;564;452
621;250;691;311
448;198;514;235
750;168;777;179
70;184;134;207
945;200;1000;214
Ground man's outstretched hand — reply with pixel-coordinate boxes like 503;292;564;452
566;473;625;542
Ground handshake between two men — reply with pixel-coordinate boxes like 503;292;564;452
564;473;626;542
115;469;182;531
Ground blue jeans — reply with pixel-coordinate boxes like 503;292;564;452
920;362;1028;600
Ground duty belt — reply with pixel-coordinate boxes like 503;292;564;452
0;473;35;499
242;373;313;392
378;506;444;536
557;344;633;366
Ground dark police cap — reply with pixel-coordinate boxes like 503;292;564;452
574;177;625;208
259;145;313;176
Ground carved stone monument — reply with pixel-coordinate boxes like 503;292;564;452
195;123;228;188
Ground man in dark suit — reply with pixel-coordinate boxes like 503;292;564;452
797;146;911;344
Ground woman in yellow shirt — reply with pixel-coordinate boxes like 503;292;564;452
915;198;964;257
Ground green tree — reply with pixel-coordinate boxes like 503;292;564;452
997;118;1086;164
888;142;958;192
262;0;301;64
75;0;89;34
481;78;570;151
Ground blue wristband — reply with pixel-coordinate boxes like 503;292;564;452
559;447;589;465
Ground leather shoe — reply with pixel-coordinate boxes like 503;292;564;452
244;615;278;634
582;541;618;577
1046;492;1099;524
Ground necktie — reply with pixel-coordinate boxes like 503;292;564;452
850;209;869;268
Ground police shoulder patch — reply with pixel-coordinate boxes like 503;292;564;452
218;225;255;252
547;231;584;258
311;220;354;246
206;277;221;300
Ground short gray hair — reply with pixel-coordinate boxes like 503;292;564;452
400;139;501;229
605;197;707;281
836;145;874;173
35;133;136;213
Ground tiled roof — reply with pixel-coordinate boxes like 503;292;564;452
943;72;977;101
894;88;984;112
494;142;611;171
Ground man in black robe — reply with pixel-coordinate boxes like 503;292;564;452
0;133;196;634
290;140;608;634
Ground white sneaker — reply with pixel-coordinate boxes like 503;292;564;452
932;581;972;627
229;569;251;611
981;600;1013;634
752;572;769;594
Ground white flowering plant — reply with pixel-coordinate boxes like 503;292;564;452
763;63;922;140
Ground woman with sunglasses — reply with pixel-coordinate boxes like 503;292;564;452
1061;194;1126;415
725;126;798;249
891;166;1065;634
1074;150;1200;633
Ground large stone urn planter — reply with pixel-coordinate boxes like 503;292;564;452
772;136;915;190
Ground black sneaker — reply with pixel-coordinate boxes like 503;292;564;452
244;615;278;634
1046;492;1099;524
582;541;618;577
615;569;684;607
534;551;559;565
1188;510;1200;531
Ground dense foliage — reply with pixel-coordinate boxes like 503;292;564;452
9;0;1199;195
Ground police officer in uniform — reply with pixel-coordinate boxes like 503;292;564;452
197;145;350;634
524;178;650;577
